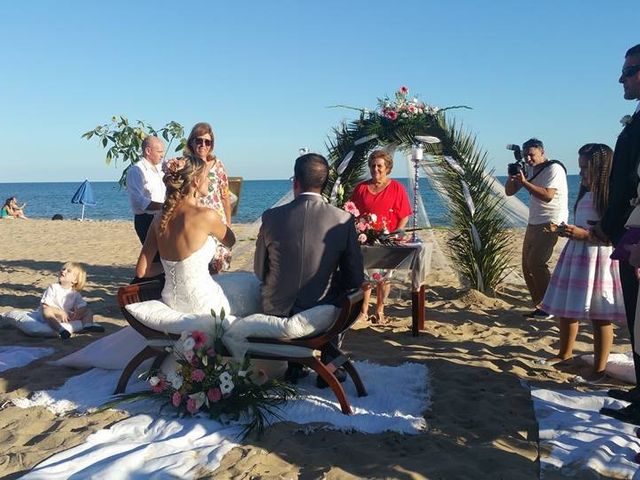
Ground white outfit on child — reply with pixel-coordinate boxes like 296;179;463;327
36;283;87;322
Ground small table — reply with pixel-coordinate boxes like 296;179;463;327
361;241;432;336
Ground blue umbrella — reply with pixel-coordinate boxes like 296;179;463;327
71;180;96;220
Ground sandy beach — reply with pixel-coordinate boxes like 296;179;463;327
0;219;634;479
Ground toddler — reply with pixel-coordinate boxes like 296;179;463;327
38;262;104;339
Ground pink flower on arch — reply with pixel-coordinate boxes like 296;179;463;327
207;387;222;403
191;369;206;382
191;331;207;349
384;110;398;121
172;391;182;407
399;86;409;94
186;398;199;414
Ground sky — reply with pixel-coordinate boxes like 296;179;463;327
0;0;637;182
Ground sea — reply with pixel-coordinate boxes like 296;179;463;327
0;176;582;226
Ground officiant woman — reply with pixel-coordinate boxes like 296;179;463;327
184;122;232;273
350;150;412;324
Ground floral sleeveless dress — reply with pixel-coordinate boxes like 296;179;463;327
200;156;232;273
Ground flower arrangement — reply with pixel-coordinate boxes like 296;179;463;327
110;312;296;437
343;201;388;245
378;86;440;121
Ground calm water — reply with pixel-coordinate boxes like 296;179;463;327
0;176;582;226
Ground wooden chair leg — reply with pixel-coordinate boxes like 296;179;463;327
303;357;352;415
342;359;367;397
114;346;160;395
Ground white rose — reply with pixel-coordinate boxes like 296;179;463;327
220;380;234;394
148;376;160;387
167;372;183;390
182;337;196;351
219;371;232;384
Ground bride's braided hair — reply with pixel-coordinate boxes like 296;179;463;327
159;155;205;233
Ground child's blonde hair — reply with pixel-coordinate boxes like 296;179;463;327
63;262;87;291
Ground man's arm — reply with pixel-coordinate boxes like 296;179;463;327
339;218;365;290
253;221;268;281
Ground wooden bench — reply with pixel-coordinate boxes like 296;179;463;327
115;280;368;414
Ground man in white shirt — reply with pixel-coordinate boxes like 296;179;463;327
505;138;568;318
126;136;166;243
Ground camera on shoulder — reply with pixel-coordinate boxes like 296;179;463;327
506;144;524;176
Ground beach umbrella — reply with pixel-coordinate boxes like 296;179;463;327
71;180;96;221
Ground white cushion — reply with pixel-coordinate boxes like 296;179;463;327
124;301;232;335
214;271;262;317
224;305;339;340
1;310;83;337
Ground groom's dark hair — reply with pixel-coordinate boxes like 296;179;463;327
626;44;640;58
294;153;329;192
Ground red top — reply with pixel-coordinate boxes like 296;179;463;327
350;179;412;232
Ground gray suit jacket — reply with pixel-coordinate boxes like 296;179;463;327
254;193;364;316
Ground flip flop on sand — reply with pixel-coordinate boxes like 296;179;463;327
373;312;387;324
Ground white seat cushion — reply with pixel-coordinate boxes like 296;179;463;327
214;271;262;317
124;301;230;335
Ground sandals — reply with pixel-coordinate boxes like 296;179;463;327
371;312;388;324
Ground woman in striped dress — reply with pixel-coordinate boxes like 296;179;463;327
541;144;625;382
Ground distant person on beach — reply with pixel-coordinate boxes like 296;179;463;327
505;138;568;319
1;196;28;219
349;150;412;324
540;144;624;382
184;122;232;273
254;153;364;386
126;136;166;244
592;43;640;422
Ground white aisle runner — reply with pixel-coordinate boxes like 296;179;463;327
531;388;640;479
0;346;54;372
16;361;430;479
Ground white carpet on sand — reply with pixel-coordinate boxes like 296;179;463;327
16;361;429;479
0;346;54;372
531;387;640;479
580;351;637;385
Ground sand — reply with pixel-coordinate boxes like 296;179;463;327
0;219;633;479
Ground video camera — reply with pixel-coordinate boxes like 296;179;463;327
506;144;524;176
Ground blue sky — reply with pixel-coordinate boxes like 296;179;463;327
0;1;637;182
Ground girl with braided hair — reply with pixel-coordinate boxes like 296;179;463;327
135;156;236;316
540;143;625;382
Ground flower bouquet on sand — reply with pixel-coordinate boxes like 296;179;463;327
106;310;296;437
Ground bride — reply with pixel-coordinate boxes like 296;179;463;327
136;155;235;317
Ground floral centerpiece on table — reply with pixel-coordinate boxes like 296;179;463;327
110;311;296;437
343;201;389;245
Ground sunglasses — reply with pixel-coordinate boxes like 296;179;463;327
194;138;212;147
621;64;640;78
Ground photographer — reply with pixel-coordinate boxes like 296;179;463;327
505;138;568;317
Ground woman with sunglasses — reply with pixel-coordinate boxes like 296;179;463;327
184;122;233;273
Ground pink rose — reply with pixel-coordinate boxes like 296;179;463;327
399;86;409;94
186;398;199;414
191;331;207;349
356;221;367;232
152;379;167;393
384;110;398;120
191;369;206;382
372;272;383;281
343;201;360;217
207;387;222;403
358;233;368;244
172;391;182;407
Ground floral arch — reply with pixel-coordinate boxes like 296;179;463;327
322;87;514;294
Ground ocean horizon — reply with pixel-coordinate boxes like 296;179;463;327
0;176;583;226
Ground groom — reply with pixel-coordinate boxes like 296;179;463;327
594;43;640;423
254;153;364;384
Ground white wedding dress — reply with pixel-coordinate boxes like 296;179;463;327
161;236;230;317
